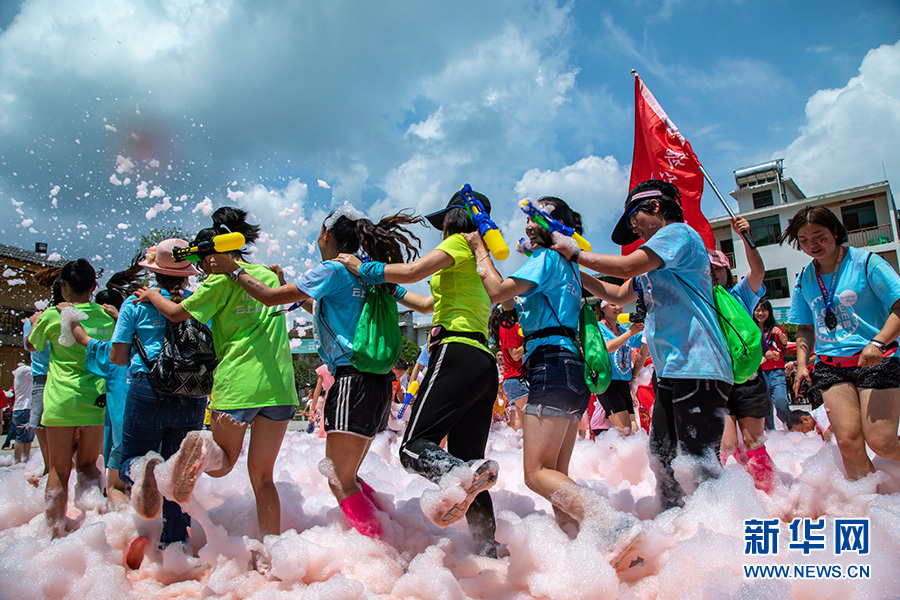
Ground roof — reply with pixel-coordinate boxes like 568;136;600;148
0;243;67;267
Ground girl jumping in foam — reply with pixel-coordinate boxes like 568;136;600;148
336;187;502;557
464;196;641;560
134;208;298;539
206;204;426;541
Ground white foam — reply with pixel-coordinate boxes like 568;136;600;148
57;306;88;347
0;426;898;598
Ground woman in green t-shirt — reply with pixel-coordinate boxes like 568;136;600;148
133;208;297;538
336;187;501;558
26;259;115;538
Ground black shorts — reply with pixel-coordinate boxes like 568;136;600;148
323;366;392;438
596;379;634;415
725;372;770;419
812;357;900;392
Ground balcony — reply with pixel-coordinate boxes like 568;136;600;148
847;224;893;248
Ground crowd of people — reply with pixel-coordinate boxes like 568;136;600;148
5;178;900;573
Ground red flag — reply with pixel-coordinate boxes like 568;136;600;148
624;73;715;254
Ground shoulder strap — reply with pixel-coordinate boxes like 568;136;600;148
131;332;154;370
671;272;750;351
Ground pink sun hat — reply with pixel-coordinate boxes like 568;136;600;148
138;238;201;277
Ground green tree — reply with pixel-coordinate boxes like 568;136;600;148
139;226;187;253
401;336;420;367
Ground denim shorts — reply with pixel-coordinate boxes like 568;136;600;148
502;376;529;403
215;404;296;425
11;410;35;444
524;346;590;420
28;375;46;429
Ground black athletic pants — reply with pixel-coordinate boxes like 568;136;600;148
649;376;731;511
400;342;498;554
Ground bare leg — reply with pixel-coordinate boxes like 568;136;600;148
44;427;77;538
720;415;739;461
824;383;874;480
106;468;129;511
859;387;900;462
324;433;372;501
14;442;31;463
522;413;588;522
245;416;289;537
36;428;50;477
607;411;634;436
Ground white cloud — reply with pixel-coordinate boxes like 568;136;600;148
513;155;631;254
780;41;900;196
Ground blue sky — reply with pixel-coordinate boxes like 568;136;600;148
0;0;898;301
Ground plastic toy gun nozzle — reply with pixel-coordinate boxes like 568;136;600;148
518;198;591;252
398;380;420;419
172;232;246;262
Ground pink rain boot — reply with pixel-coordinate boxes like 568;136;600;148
358;479;388;513
745;446;776;493
733;446;749;466
339;491;384;540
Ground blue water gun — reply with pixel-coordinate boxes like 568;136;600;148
459;184;509;261
519;198;591;252
397;380;419;419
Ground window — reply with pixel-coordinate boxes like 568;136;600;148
752;189;774;209
763;268;790;300
841;201;877;232
720;239;734;255
748;215;781;247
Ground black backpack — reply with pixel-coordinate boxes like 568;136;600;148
133;318;218;397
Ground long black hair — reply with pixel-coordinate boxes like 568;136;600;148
96;251;145;310
755;298;777;333
327;209;424;264
489;304;518;346
192;207;260;260
59;259;97;296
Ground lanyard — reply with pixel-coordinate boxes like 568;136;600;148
814;246;846;330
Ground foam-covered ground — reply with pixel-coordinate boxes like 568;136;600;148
1;426;898;599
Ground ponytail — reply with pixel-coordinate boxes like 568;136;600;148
192;206;259;259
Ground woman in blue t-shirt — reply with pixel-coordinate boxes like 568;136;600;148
466;196;641;560
596;300;645;435
553;180;733;511
207;206;426;542
782;206;900;480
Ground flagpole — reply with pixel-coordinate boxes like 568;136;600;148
631;70;757;250
696;163;757;250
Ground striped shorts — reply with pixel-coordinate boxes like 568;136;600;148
323;366;392;438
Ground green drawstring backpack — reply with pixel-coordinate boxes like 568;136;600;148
710;285;763;385
350;286;403;374
672;272;763;385
579;302;613;395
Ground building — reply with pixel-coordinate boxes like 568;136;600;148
709;159;899;321
0;243;67;389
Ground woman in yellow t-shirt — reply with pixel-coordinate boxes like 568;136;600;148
26;259;114;538
336;186;501;558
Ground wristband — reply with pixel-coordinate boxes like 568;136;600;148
571;249;581;264
869;339;888;353
358;261;386;285
393;285;408;300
